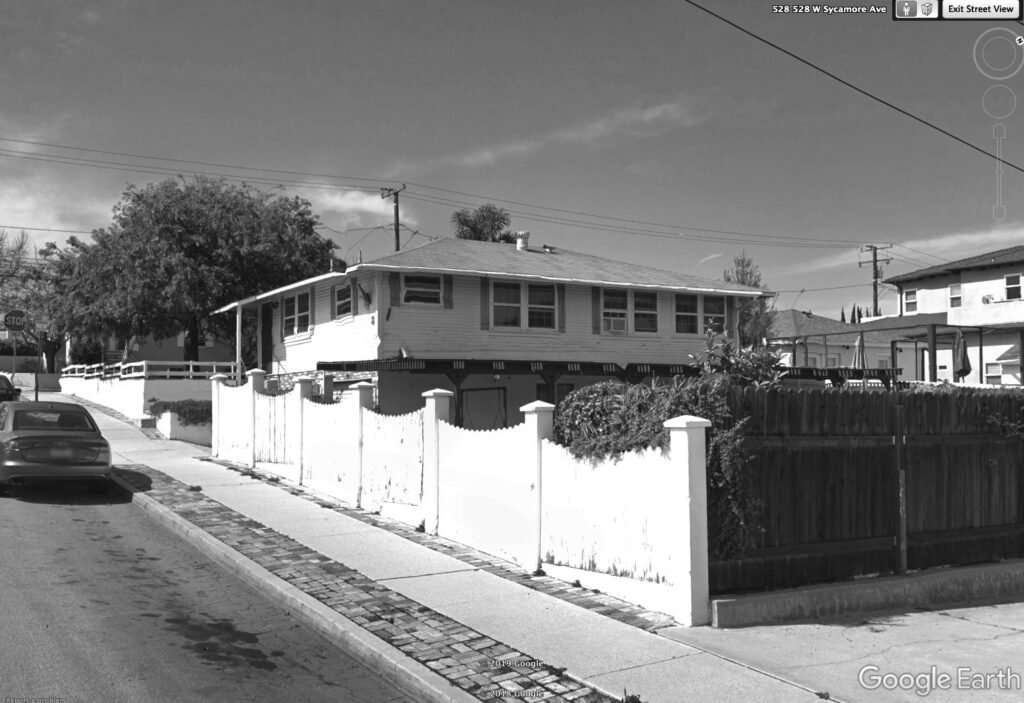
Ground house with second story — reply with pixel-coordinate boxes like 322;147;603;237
882;244;1024;384
213;232;771;428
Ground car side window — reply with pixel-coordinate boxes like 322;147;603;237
0;405;8;428
0;376;12;390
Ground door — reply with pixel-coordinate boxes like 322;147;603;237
260;303;274;373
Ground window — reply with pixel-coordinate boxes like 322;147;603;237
806;356;818;367
949;283;961;308
403;275;441;305
704;296;726;333
283;292;310;336
878;357;891;369
633;292;658;333
14;410;96;432
905;289;917;313
493;282;521;328
826;355;839;367
1007;275;1021;301
675;295;698;334
335;285;352;317
986;363;1002;385
527;284;556;329
602;289;628;332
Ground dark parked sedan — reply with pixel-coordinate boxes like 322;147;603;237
0;402;112;494
0;374;21;401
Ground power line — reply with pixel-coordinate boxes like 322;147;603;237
682;0;1024;175
0;225;95;235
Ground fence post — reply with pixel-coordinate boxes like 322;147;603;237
421;389;453;535
247;369;266;468
664;414;712;627
895;402;908;574
353;382;375;508
210;373;228;458
520;400;555;574
294;377;314;485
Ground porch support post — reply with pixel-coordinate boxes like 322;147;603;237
978;327;985;384
927;324;937;382
235;305;243;384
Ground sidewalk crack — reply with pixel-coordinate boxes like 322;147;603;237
377;567;480;581
584;653;698;679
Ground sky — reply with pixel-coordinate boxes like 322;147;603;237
1;0;1023;319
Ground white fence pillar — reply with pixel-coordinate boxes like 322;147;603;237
247;369;266;468
294;377;314;484
210;373;228;457
665;415;712;627
421;389;453;535
521;400;555;574
354;382;374;508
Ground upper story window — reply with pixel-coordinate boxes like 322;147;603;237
675;295;698;334
492;282;556;330
403;275;441;305
335;285;352;317
949;283;961;308
1007;274;1021;301
704;296;726;333
602;289;628;332
283;292;310;336
633;292;658;333
905;289;917;314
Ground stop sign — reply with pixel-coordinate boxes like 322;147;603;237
4;310;25;331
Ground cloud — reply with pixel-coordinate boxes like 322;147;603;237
387;96;708;177
311;190;417;230
788;226;1024;276
696;252;723;266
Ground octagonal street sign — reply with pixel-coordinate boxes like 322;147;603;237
3;310;26;332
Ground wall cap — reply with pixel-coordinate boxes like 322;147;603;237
519;400;555;414
663;415;712;429
421;388;455;398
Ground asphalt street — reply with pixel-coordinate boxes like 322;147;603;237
0;480;417;703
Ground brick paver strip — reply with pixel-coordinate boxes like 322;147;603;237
115;464;619;703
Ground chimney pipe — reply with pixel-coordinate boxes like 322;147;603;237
515;230;530;251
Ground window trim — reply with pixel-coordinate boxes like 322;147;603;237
1006;274;1021;301
632;291;659;334
402;274;442;306
283;291;311;337
905;289;918;314
335;284;353;318
985;362;1002;385
703;296;727;335
674;294;699;335
601;288;629;333
490;280;558;331
949;283;961;309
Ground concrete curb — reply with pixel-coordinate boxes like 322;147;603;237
111;474;480;703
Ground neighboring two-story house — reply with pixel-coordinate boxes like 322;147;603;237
214;233;770;427
884;245;1024;384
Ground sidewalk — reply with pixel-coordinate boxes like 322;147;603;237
58;394;871;702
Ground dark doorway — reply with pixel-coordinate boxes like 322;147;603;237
260;303;274;373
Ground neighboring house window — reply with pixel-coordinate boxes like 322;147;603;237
633;292;658;333
403;275;441;305
826;355;839;367
675;295;698;334
806;356;818;367
335;285;352;317
878;356;890;369
493;282;521;328
1007;274;1021;301
527;284;556;329
949;283;961;308
284;292;310;335
986;363;1002;384
704;296;726;333
905;289;917;313
602;289;628;332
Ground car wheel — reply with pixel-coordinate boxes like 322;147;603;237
88;480;110;495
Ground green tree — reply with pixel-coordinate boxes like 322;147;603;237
49;177;338;361
722;250;772;347
451;203;515;243
840;307;846;323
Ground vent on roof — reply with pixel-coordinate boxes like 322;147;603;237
515;231;530;251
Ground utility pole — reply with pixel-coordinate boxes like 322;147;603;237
380;184;406;252
860;244;892;317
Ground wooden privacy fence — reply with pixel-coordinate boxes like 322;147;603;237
712;386;1024;594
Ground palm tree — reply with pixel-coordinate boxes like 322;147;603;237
451;204;515;243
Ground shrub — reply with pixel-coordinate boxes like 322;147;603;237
69;338;103;365
146;398;212;426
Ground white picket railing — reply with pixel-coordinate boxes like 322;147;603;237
63;360;237;380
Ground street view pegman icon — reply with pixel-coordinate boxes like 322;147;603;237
897;0;917;17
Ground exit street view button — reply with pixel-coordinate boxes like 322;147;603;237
941;0;1022;19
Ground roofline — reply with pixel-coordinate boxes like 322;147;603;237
884;248;1024;284
346;262;772;297
212;271;347;314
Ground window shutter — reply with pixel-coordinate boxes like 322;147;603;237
350;279;359;315
309;287;316;325
591;287;601;334
480;278;490;330
390;272;401;307
443;275;453;309
279;297;285;340
557;284;566;333
329;285;336;320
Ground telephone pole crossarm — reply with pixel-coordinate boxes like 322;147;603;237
859;244;893;317
380;184;406;252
